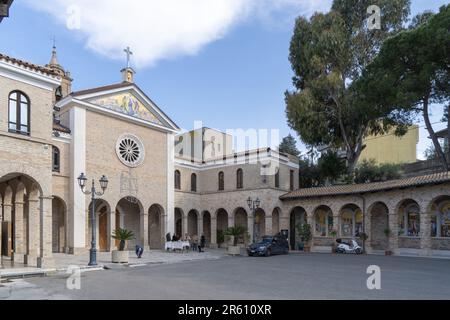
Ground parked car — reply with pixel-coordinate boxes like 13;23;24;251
247;235;289;257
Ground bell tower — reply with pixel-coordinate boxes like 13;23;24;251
46;41;73;100
121;46;135;83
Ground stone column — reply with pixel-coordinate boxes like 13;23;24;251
228;214;235;229
140;211;149;250
279;215;289;232
247;214;254;244
388;211;399;254
265;215;272;236
332;214;340;237
182;214;188;238
197;214;203;238
420;208;432;256
25;197;39;266
37;196;54;268
108;208;116;251
210;216;217;248
364;211;372;253
2;202;13;257
13;200;26;263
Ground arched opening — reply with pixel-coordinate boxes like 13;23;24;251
216;209;228;246
340;204;363;238
202;211;211;246
234;207;248;244
290;207;307;250
174;208;183;239
369;202;389;250
149;204;164;249
255;208;266;242
52;196;67;253
115;197;142;250
430;196;450;238
397;199;420;237
236;169;243;189
191;174;197;192
272;208;281;235
314;205;333;237
174;170;181;190
188;210;199;237
88;199;111;252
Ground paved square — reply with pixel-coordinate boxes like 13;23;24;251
1;253;449;300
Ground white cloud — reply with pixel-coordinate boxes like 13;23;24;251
24;0;330;68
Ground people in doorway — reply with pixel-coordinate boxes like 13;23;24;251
192;234;198;252
166;233;171;242
171;234;178;242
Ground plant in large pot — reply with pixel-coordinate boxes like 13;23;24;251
224;226;247;255
217;230;225;248
111;228;135;263
296;223;312;252
384;228;393;256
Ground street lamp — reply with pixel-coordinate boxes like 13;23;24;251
77;173;108;266
247;197;260;243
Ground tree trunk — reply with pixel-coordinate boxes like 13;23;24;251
423;95;448;171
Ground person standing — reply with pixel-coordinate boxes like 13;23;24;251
199;234;206;252
192;234;198;252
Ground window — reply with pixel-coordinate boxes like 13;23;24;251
236;168;243;189
191;173;197;192
8;91;30;135
431;199;450;237
315;207;333;237
52;146;60;172
341;207;363;237
174;170;181;190
218;171;224;191
275;168;280;188
289;170;294;191
398;202;420;237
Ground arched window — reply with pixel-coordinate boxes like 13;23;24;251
52;146;60;172
275;167;280;188
236;168;243;189
191;173;197;192
314;206;333;237
174;170;181;190
289;170;294;191
218;171;224;191
8;91;30;135
340;206;363;237
398;201;420;237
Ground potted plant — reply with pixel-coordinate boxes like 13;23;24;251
358;232;368;254
111;228;135;263
224;226;246;255
217;230;225;248
329;229;338;253
384;228;393;256
296;223;312;252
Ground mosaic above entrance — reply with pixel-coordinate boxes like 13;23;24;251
89;93;163;125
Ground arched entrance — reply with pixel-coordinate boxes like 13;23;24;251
254;208;265;242
202;211;211;246
430;196;450;238
272;208;281;235
340;204;363;238
314;205;333;237
369;202;389;250
149;204;164;249
88;199;110;252
115;197;142;250
397;199;420;237
216;209;228;246
234;207;248;244
289;207;306;250
188;210;199;237
52;196;67;253
174;208;183;239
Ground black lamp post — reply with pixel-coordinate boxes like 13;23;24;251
247;197;261;243
77;173;108;266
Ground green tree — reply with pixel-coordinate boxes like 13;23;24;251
354;159;402;183
285;0;411;174
278;134;301;157
356;5;450;170
318;151;347;183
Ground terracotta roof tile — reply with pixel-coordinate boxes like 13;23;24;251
0;53;59;77
280;171;450;200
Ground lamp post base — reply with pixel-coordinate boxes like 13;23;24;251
88;248;97;266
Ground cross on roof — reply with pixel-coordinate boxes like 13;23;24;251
124;46;133;68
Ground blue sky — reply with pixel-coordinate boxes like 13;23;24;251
0;0;448;158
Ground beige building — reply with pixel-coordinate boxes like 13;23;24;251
0;48;449;269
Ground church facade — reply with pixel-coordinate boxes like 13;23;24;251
1;48;450;268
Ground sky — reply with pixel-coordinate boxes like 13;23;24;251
0;0;448;159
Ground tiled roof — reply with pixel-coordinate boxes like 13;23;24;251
53;119;71;134
280;171;450;200
0;53;58;77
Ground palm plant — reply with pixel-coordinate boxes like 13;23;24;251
225;226;247;246
112;228;135;251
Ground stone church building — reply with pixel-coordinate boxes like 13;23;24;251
1;48;450;268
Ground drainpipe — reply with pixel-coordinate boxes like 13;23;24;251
357;194;366;253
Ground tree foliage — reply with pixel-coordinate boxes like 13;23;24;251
356;5;450;170
354;159;402;183
286;0;411;174
278;134;301;157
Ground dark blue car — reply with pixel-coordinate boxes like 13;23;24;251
247;235;289;257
